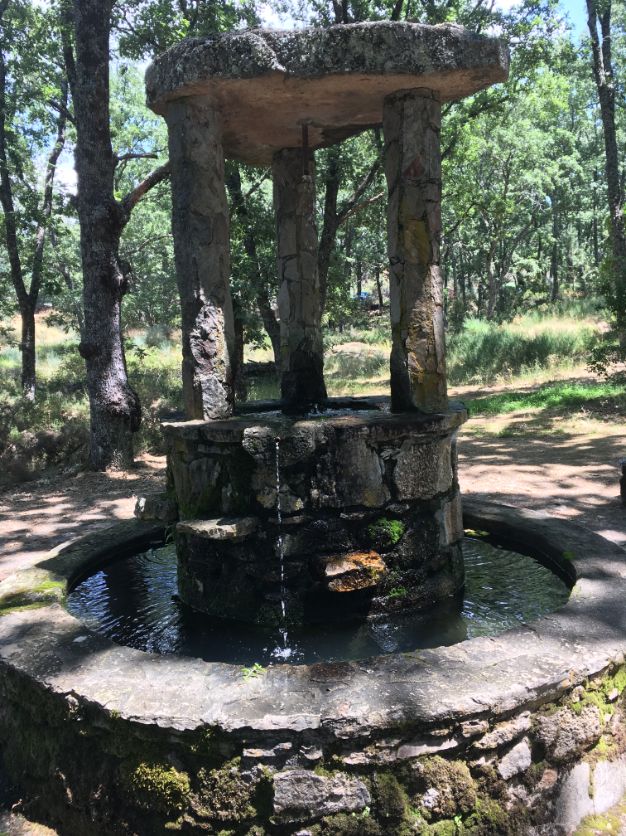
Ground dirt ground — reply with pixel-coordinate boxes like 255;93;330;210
0;414;625;834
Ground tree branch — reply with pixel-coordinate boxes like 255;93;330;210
120;161;170;223
336;154;382;224
115;151;158;164
0;47;27;308
243;167;270;201
30;78;69;305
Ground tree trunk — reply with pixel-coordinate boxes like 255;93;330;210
71;0;140;469
375;265;384;313
550;195;559;303
587;0;626;342
0;24;68;403
19;299;36;400
225;165;280;366
318;148;341;314
486;239;498;319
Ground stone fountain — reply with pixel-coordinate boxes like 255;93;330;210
9;23;626;836
145;22;508;626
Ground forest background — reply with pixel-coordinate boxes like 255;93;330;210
0;0;625;481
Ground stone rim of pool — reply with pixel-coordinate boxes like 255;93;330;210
3;500;626;834
1;500;624;738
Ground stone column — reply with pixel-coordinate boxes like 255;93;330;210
272;148;327;412
383;89;448;413
165;97;235;420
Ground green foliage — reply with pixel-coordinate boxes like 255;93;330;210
241;662;265;680
468;380;626;417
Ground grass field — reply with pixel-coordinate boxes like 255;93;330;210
0;304;622;478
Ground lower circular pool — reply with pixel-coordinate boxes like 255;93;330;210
66;537;570;665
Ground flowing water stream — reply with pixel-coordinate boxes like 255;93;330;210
271;437;291;660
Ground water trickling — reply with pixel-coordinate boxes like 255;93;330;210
275;437;286;620
272;437;291;659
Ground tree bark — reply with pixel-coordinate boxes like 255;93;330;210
383;89;447;413
225;165;281;366
587;0;626;341
318;149;341;313
375;265;384;312
0;19;68;401
70;0;140;469
550;194;559;303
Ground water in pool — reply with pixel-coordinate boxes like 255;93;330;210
66;538;570;666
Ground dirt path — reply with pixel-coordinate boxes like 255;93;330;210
0;416;625;834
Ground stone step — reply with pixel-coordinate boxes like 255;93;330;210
177;516;259;542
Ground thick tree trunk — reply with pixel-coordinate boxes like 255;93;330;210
383;89;447;413
71;0;140;469
165;97;235;419
273;147;327;411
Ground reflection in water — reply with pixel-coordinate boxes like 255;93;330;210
67;539;570;666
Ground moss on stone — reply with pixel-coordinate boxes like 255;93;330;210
319;811;382;835
124;761;191;816
425;821;457;836
371;771;409;821
0;577;65;616
196;758;257;823
367;517;405;549
463;797;517;835
406;756;477;820
574;811;622;835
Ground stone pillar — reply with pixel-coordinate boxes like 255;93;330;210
272;148;327;412
383;89;448;413
165;97;235;420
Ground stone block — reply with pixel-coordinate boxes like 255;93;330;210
177;516;258;541
438;492;464;546
319;551;387;592
335;436;388;508
473;712;531;752
535;706;602;764
273;769;370;822
497;737;532;780
393;437;453;500
134;493;178;522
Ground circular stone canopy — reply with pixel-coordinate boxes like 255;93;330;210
146;22;509;165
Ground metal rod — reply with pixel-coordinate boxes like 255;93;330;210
302;123;309;176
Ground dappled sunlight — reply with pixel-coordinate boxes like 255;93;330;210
459;426;625;548
0;455;166;581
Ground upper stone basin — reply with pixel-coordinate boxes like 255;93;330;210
145;22;509;164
